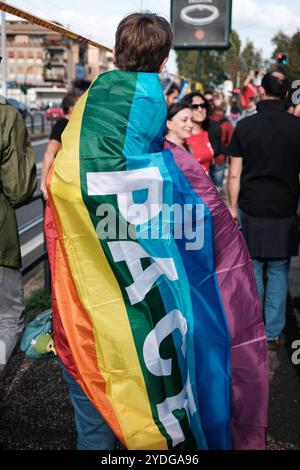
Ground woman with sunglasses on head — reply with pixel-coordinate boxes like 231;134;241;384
182;92;221;175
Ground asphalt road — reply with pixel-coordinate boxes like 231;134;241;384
0;325;299;450
0;283;299;450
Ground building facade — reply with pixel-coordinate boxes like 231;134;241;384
87;46;114;82
2;21;113;89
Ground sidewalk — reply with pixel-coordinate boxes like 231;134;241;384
0;265;300;450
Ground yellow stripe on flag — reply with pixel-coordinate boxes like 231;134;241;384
50;92;168;450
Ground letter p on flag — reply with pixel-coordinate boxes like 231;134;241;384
87;167;163;225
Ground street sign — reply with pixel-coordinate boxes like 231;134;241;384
171;0;232;50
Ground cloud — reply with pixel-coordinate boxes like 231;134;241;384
57;0;172;47
233;0;300;56
233;0;300;30
58;5;178;72
59;9;121;48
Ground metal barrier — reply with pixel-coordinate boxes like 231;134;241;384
33;112;45;134
25;113;34;135
25;112;47;135
19;193;51;290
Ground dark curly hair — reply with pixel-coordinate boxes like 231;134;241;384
182;92;210;130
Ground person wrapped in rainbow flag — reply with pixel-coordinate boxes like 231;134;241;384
45;12;268;450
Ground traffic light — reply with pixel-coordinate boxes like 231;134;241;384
277;53;288;65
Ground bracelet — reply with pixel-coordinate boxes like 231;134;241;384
180;5;220;26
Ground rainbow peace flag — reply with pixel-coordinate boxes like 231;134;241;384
45;70;268;450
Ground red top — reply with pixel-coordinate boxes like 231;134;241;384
187;130;214;173
241;84;257;108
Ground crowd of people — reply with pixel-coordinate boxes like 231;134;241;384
164;69;300;351
0;11;299;451
164;87;234;190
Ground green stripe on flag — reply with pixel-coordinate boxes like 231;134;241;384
79;71;195;449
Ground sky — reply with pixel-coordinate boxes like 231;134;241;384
1;0;300;74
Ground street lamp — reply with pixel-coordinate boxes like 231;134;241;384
22;65;34;105
1;5;7;96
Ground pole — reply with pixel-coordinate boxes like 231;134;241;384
236;70;241;89
0;2;111;52
1;0;7;96
196;50;201;84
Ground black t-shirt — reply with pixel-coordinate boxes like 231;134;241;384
49;118;68;143
229;99;300;218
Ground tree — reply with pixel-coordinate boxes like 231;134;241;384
176;50;198;83
176;48;231;88
271;31;292;77
289;32;300;82
176;30;263;89
271;31;291;60
240;40;263;75
270;30;300;82
223;30;242;88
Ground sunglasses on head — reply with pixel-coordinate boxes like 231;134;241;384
191;103;206;110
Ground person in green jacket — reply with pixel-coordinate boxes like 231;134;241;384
0;96;37;376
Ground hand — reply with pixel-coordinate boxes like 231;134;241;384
228;206;238;223
40;184;48;201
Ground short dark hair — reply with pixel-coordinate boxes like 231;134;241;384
167;102;191;121
166;82;180;97
71;79;91;97
61;93;77;115
261;72;289;99
114;12;173;72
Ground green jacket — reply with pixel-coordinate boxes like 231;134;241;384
0;100;37;268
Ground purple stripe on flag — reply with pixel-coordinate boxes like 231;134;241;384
165;141;268;450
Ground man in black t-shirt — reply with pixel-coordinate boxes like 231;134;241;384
49;115;69;143
227;71;300;349
40;93;77;200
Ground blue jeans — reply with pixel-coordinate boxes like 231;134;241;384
61;363;117;450
252;258;290;341
210;164;226;188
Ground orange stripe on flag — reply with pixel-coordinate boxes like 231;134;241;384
46;167;125;445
